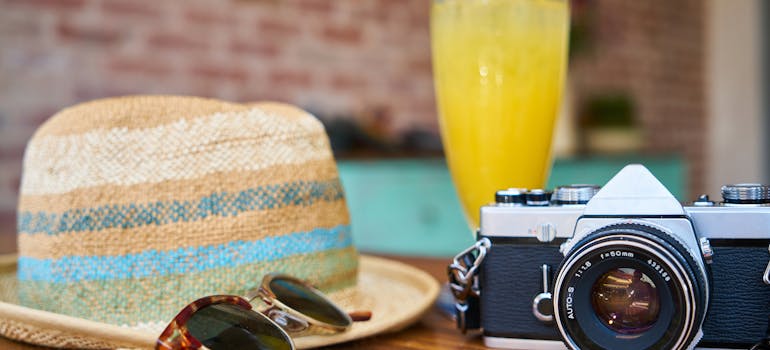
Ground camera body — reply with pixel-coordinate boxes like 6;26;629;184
479;165;770;350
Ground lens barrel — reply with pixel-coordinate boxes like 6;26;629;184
553;223;708;350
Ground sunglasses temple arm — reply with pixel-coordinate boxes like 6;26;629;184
348;310;372;322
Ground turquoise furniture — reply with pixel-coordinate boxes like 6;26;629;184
338;156;686;257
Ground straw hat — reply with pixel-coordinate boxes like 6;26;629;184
0;96;439;349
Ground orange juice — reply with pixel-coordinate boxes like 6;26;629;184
431;0;569;228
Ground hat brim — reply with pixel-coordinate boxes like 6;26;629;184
0;254;440;349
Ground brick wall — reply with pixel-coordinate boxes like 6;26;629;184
0;0;435;252
569;0;707;196
0;0;707;253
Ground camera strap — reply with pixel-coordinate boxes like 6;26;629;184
447;238;490;333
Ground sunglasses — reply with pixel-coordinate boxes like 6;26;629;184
156;273;362;350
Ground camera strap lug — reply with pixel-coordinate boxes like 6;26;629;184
448;237;490;333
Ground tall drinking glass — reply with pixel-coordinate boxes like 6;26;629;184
431;0;570;228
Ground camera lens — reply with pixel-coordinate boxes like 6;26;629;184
553;222;708;350
590;268;660;335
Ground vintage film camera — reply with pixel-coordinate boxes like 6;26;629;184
471;164;770;349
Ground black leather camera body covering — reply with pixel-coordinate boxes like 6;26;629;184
479;237;564;341
701;241;770;347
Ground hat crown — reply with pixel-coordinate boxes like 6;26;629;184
16;96;357;327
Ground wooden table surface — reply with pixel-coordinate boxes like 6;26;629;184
0;256;490;350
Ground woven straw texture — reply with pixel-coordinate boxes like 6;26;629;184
14;96;358;329
0;255;440;349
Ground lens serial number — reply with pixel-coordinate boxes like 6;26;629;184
647;259;671;282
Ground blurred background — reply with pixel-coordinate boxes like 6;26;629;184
0;0;766;256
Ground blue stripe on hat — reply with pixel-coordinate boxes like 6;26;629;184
18;179;345;235
18;224;352;283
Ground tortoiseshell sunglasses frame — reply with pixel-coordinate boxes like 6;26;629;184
155;295;294;350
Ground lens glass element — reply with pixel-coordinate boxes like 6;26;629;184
269;277;351;328
591;267;660;335
187;304;293;350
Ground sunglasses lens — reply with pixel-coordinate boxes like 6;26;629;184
269;277;351;328
187;303;293;350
